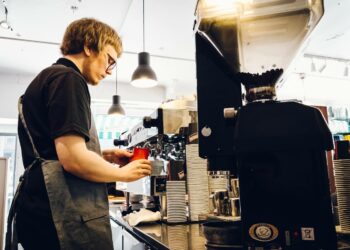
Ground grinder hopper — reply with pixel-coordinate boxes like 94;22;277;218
195;0;324;89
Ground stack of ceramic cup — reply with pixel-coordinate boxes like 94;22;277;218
166;181;187;223
334;159;350;232
186;144;210;221
208;171;230;194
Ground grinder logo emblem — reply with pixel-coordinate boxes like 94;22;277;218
249;223;279;242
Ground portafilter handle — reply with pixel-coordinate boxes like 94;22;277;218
113;139;128;147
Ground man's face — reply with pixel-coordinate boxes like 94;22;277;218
83;44;118;85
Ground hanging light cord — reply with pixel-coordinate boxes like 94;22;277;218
142;0;145;52
115;68;118;94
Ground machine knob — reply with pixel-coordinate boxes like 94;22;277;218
223;108;237;119
143;116;158;128
113;139;128;146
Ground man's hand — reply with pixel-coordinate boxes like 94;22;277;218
116;159;152;182
102;148;133;166
55;136;149;183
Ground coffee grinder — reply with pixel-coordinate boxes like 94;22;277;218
195;0;337;249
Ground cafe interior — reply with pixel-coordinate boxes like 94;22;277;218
1;0;350;249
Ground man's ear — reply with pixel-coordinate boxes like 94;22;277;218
83;45;91;57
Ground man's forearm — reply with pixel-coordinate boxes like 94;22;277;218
55;135;151;183
55;135;126;182
64;149;125;182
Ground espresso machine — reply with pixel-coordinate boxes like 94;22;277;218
195;0;337;249
115;99;197;212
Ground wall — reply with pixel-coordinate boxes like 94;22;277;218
0;72;166;119
164;79;196;101
278;72;350;107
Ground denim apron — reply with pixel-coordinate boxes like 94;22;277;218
5;96;113;250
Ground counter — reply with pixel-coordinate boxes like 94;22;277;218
109;204;350;250
110;204;205;250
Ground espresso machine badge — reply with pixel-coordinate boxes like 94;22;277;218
249;223;279;242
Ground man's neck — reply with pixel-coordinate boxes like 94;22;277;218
64;53;85;73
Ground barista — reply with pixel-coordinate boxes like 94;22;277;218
6;18;151;250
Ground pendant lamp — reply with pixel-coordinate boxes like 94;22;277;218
0;6;13;31
130;0;158;88
108;70;125;116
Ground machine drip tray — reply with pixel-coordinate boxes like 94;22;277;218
205;243;243;250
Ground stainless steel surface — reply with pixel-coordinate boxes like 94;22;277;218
162;109;194;135
110;205;350;249
213;190;229;216
223;108;237;119
229;198;240;217
135;222;206;250
160;193;167;221
160;99;197;135
209;194;215;214
117;175;167;197
151;160;164;176
129;194;143;203
202;221;242;246
230;178;239;199
124;99;197;148
109;204;206;250
117;99;195;197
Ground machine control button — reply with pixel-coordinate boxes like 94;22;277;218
249;223;279;242
201;126;212;137
293;231;299;238
285;231;291;246
301;227;315;241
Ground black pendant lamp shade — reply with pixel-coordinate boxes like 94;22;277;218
108;69;125;116
131;52;157;88
130;0;158;88
0;6;13;31
108;95;125;116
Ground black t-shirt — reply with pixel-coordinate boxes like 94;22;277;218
17;58;91;218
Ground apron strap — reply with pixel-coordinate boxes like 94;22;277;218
18;95;41;159
5;96;44;250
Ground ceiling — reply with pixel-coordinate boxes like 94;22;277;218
0;0;349;91
0;0;197;90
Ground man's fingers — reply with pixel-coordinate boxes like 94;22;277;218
138;169;151;176
124;151;133;157
135;159;151;165
140;164;152;170
115;149;133;158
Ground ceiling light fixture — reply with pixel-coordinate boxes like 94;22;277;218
108;70;125;116
130;0;158;88
0;6;13;31
310;58;316;72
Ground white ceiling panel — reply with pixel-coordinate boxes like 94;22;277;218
0;0;349;93
3;0;133;42
304;0;350;59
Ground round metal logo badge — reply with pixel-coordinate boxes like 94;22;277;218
249;223;279;242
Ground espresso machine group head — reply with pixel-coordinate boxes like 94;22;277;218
195;0;337;249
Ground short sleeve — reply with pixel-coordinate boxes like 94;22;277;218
46;72;91;141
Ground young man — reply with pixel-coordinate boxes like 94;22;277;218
11;18;152;250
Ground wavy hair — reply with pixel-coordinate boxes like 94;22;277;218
60;18;122;57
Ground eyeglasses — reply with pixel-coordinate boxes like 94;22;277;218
106;53;117;72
